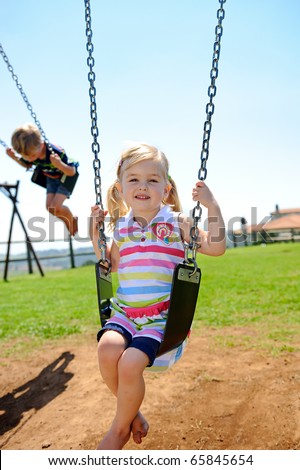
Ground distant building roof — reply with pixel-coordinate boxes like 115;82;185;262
232;207;300;234
270;208;300;216
263;214;300;231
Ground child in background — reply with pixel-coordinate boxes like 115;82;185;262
90;142;226;449
6;123;79;236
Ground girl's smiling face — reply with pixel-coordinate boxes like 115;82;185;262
117;159;171;222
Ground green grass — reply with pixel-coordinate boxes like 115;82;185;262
0;267;100;355
0;243;299;356
194;243;300;353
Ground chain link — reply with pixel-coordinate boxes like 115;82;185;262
84;0;103;209
84;0;108;263
0;43;54;155
198;0;226;182
189;0;226;259
0;138;8;148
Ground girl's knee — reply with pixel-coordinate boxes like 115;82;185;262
118;348;148;380
98;335;125;365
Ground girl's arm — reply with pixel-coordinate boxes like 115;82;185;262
6;148;33;169
110;240;120;273
181;181;226;257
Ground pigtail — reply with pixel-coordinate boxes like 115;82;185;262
106;179;129;230
165;176;182;213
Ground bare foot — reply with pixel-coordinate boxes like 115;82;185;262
96;428;131;450
131;411;149;444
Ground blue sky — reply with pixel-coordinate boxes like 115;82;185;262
0;0;299;254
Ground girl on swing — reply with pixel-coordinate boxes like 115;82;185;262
90;142;225;450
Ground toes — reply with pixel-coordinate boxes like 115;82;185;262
132;431;142;444
132;423;148;444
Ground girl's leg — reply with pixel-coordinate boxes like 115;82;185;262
97;330;127;394
98;332;149;446
46;193;78;236
97;347;149;450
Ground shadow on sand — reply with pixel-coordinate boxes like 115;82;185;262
0;351;74;438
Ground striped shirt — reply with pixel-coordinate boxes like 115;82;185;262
114;205;185;310
108;205;189;371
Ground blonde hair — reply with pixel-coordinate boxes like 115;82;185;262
107;143;182;229
11;123;42;156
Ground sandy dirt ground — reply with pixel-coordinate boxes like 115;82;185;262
1;328;300;451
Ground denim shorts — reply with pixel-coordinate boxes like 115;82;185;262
46;177;71;197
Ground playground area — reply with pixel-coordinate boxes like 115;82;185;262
1;0;299;456
1;328;299;451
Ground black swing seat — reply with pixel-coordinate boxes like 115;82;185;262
95;260;201;357
31;167;79;194
95;261;113;327
156;262;201;356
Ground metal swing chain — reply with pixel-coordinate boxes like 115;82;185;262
83;0;225;266
84;0;108;264
187;0;226;265
0;138;8;149
0;43;54;156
